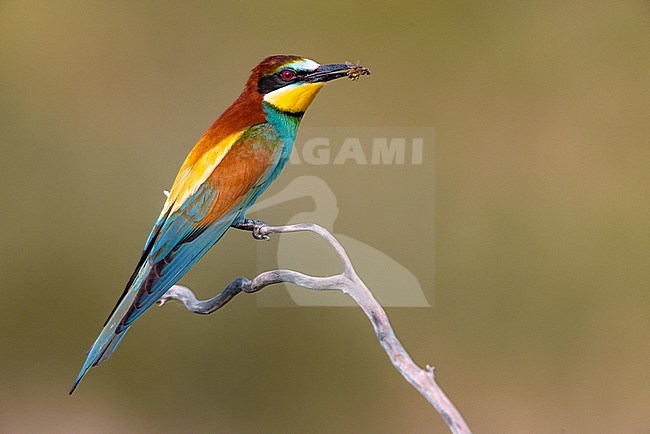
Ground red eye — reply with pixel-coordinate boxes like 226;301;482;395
280;69;296;81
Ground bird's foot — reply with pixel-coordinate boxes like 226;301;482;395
232;218;270;240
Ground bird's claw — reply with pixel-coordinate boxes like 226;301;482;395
252;224;270;240
233;218;270;240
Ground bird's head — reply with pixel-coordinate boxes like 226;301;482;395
248;55;370;114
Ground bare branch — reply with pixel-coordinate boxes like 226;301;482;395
158;222;471;434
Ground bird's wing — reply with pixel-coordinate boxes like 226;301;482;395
111;125;284;329
101;129;245;327
143;130;246;250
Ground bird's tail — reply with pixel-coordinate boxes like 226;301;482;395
69;273;143;394
69;327;129;394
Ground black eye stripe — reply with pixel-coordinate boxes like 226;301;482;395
257;70;308;94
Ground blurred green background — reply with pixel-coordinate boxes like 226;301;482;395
1;1;648;432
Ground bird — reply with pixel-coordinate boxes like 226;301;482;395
70;55;370;394
249;176;430;307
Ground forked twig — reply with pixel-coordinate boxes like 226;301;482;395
157;222;471;433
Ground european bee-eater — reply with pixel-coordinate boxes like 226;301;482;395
70;55;369;394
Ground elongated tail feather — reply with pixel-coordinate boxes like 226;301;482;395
69;329;129;394
70;215;235;394
69;263;150;394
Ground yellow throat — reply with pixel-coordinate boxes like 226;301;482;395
263;82;325;113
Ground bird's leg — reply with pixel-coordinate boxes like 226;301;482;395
231;218;270;240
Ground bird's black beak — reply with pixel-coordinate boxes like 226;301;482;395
305;62;371;83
